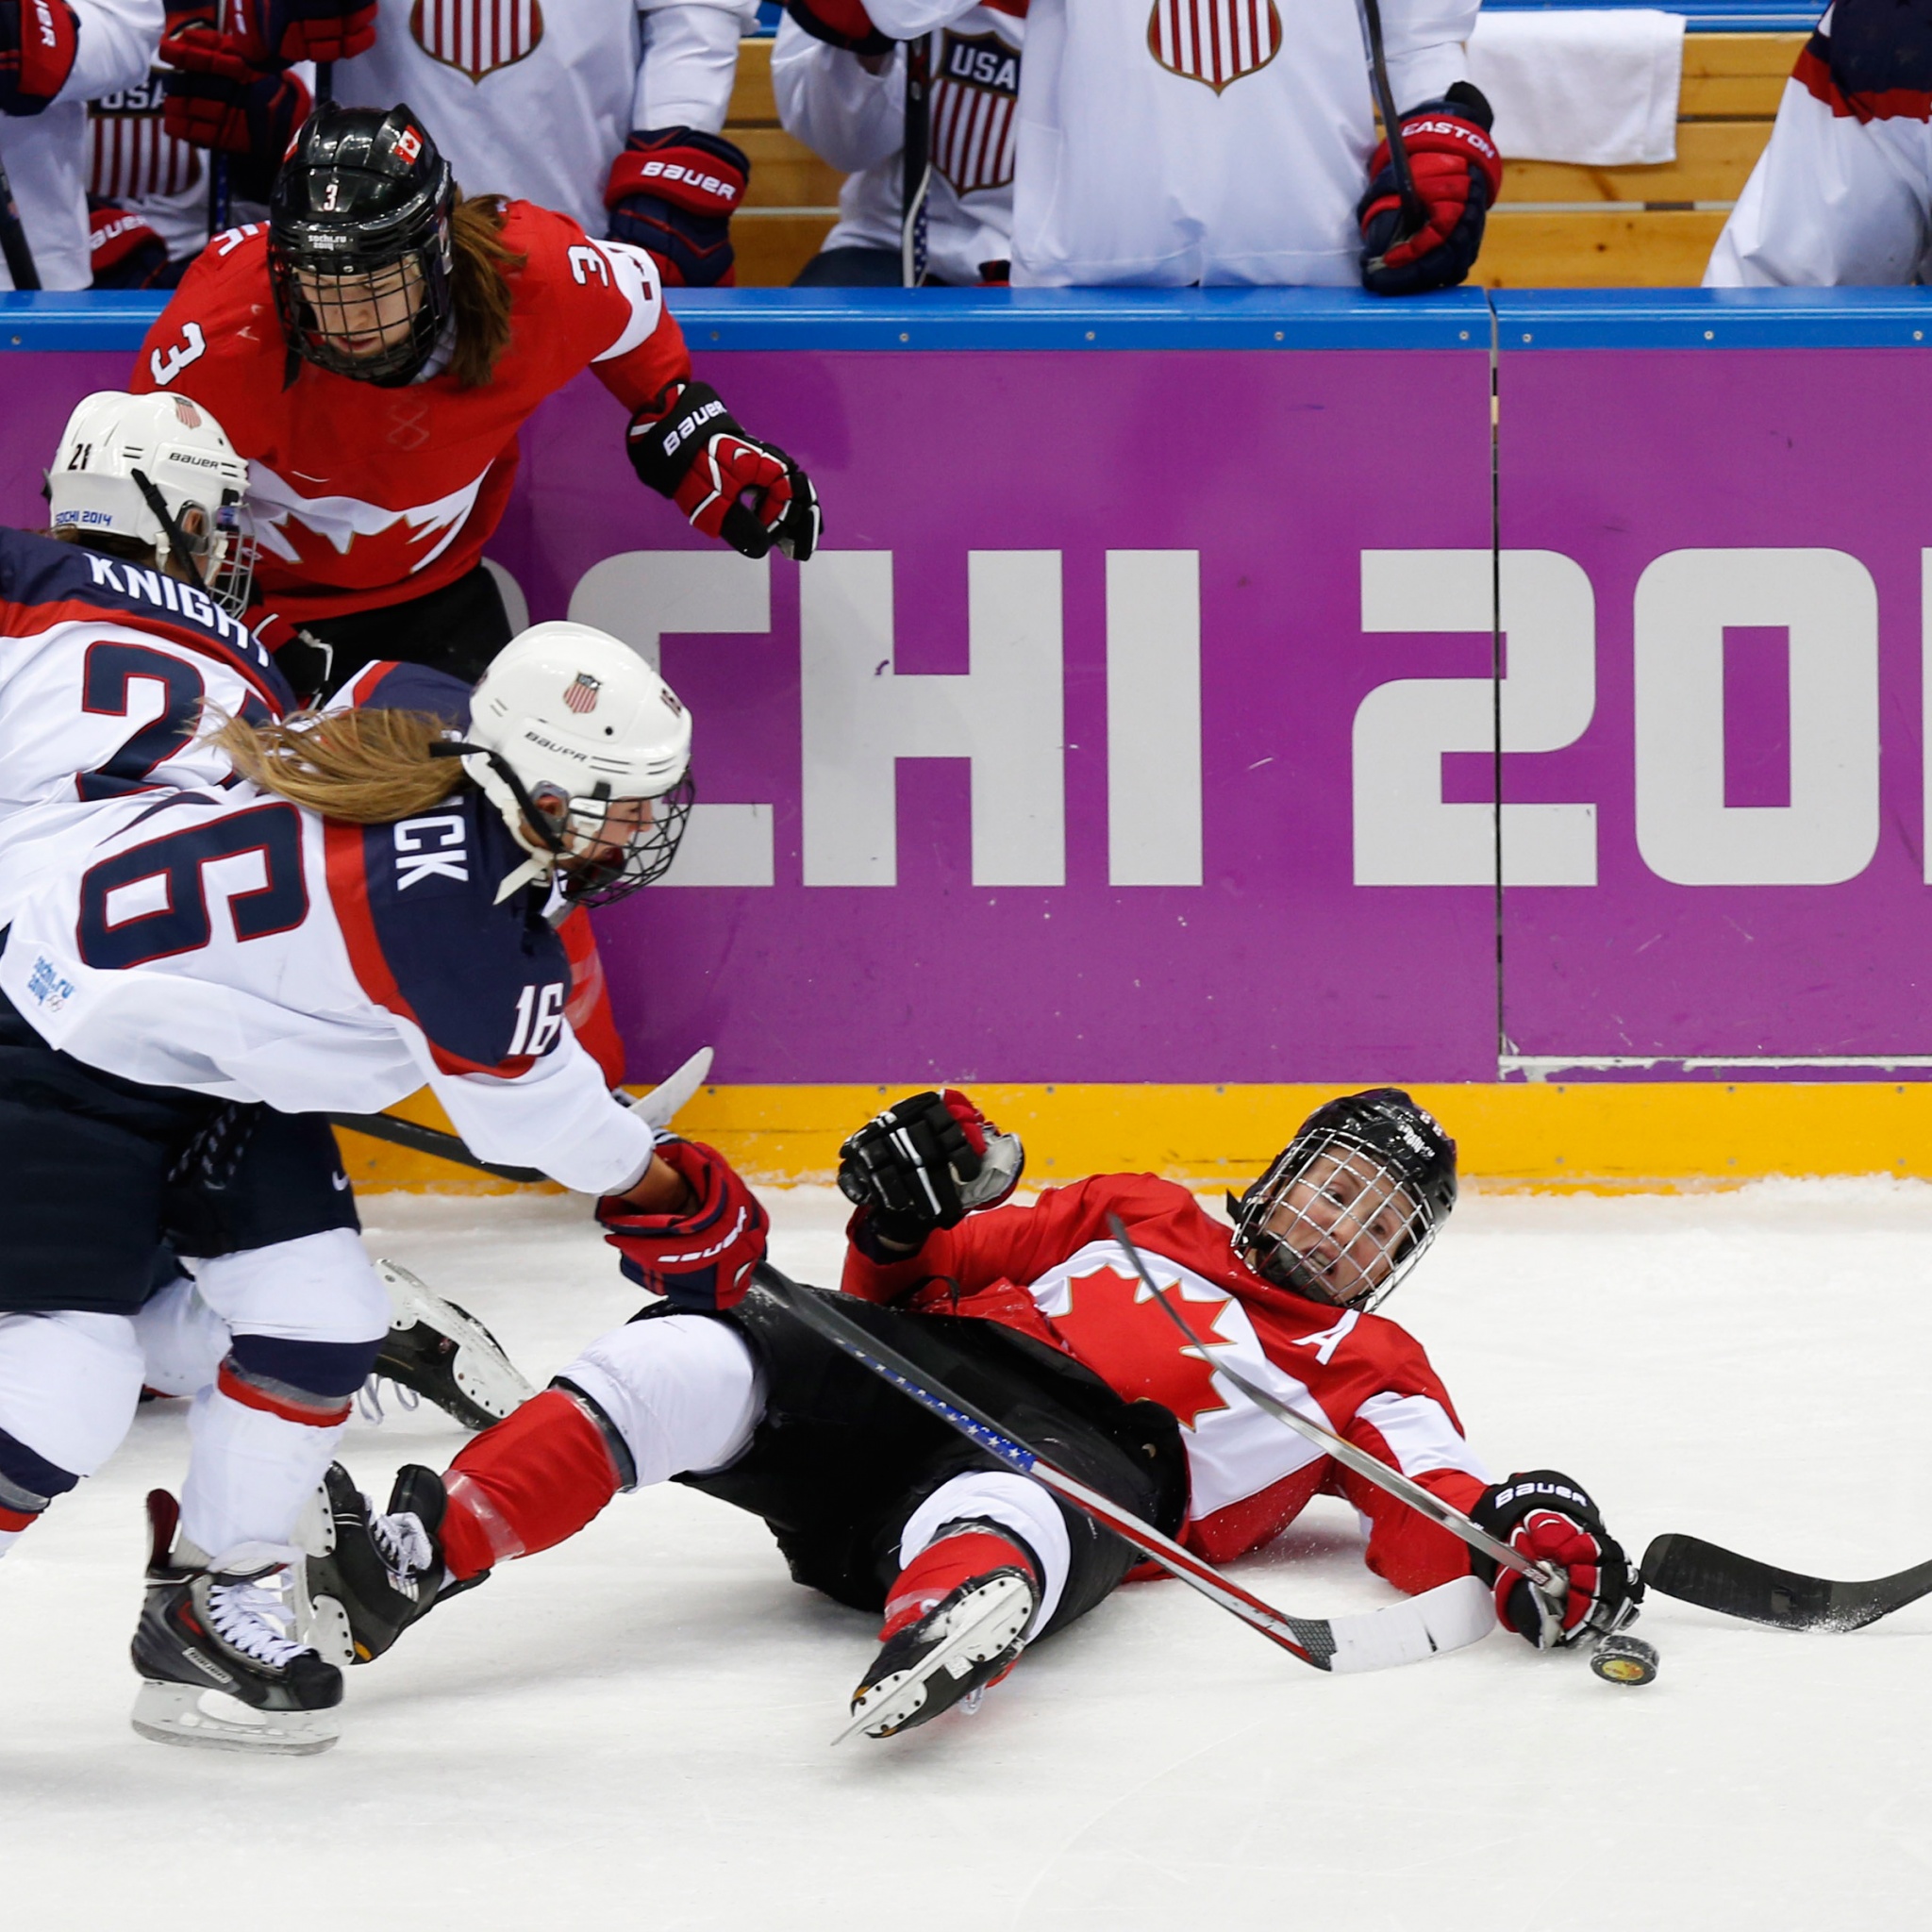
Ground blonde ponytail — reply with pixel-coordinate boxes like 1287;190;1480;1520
208;708;467;824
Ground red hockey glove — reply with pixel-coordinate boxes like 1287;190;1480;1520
1471;1470;1641;1649
839;1090;1025;1251
597;1138;769;1311
626;379;821;562
231;0;376;66
0;0;78;116
786;0;892;57
161;25;311;156
606;126;746;289
89;200;174;290
1357;82;1502;298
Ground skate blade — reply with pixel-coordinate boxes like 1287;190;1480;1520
131;1680;340;1756
377;1261;537;1424
837;1575;1032;1745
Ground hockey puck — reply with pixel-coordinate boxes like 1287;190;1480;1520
1590;1633;1659;1687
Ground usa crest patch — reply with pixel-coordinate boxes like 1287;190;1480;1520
932;30;1021;197
409;0;545;85
563;673;600;715
1147;0;1282;95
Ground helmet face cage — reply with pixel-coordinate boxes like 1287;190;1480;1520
552;772;696;908
1233;1125;1442;1313
204;492;258;618
269;106;456;387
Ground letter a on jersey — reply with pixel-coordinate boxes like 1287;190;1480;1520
1147;0;1282;94
410;0;544;83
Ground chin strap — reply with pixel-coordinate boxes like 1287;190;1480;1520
428;740;565;902
129;467;206;587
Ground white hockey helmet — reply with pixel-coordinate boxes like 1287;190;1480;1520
47;391;257;617
459;621;695;906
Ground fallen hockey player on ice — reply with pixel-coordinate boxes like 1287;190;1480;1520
309;1086;1645;1737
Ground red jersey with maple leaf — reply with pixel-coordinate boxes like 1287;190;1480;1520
128;204;691;625
842;1174;1493;1596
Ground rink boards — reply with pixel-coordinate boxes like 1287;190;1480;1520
7;285;1932;1184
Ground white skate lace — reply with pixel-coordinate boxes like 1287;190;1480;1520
355;1375;422;1424
204;1572;308;1671
371;1510;433;1584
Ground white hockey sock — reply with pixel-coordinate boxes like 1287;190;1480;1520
899;1471;1074;1637
181;1387;346;1558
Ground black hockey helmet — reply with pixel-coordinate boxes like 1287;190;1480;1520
1230;1089;1457;1312
269;102;456;387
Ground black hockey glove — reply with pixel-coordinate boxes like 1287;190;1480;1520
626;380;820;562
1471;1469;1641;1649
1358;82;1502;297
839;1089;1024;1250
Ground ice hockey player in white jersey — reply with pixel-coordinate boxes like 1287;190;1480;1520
1707;0;1932;286
0;0;161;289
773;2;1022;286
325;0;761;285
0;591;732;1750
785;0;1499;291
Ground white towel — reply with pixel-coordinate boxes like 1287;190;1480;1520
1467;9;1687;168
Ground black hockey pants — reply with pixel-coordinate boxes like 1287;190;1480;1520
646;1286;1189;1641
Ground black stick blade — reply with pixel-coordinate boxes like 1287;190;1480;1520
1642;1532;1932;1633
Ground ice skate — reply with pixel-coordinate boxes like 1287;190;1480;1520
129;1491;343;1756
368;1259;536;1431
303;1462;467;1666
844;1538;1039;1741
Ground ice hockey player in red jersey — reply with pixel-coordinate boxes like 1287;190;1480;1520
307;1087;1640;1739
130;100;819;703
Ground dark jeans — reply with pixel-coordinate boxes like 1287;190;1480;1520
791;244;960;288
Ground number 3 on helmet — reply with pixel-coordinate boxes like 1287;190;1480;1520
458;622;695;908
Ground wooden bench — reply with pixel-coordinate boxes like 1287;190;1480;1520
724;32;1807;290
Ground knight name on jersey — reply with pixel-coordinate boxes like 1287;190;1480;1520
72;552;253;653
393;812;470;891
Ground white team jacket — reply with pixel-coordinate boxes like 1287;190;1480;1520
772;8;1022;285
333;0;759;242
0;0;160;289
859;0;1476;287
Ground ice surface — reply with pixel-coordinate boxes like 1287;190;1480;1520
8;1181;1932;1931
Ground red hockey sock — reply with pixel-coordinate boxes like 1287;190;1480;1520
440;1390;624;1581
880;1526;1039;1641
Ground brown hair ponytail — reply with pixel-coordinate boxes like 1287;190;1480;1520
449;192;526;388
208;708;467;823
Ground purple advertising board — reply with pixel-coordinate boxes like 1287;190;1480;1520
9;286;1931;1085
1492;295;1932;1077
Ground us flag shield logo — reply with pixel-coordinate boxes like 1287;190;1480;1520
410;0;545;84
1147;0;1283;93
932;30;1021;196
563;674;601;716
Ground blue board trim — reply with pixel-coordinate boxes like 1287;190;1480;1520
1491;287;1932;350
14;286;1932;356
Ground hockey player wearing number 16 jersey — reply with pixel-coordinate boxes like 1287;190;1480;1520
311;1088;1641;1740
0;608;747;1748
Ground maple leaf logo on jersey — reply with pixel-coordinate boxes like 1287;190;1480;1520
1147;0;1282;95
410;0;545;85
1048;1263;1237;1431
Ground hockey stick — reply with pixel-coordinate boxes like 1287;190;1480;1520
1103;1215;1553;1588
900;31;933;288
1107;1214;1660;1682
0;148;40;291
1641;1532;1932;1633
1349;0;1429;264
752;1261;1493;1675
329;1046;715;1184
